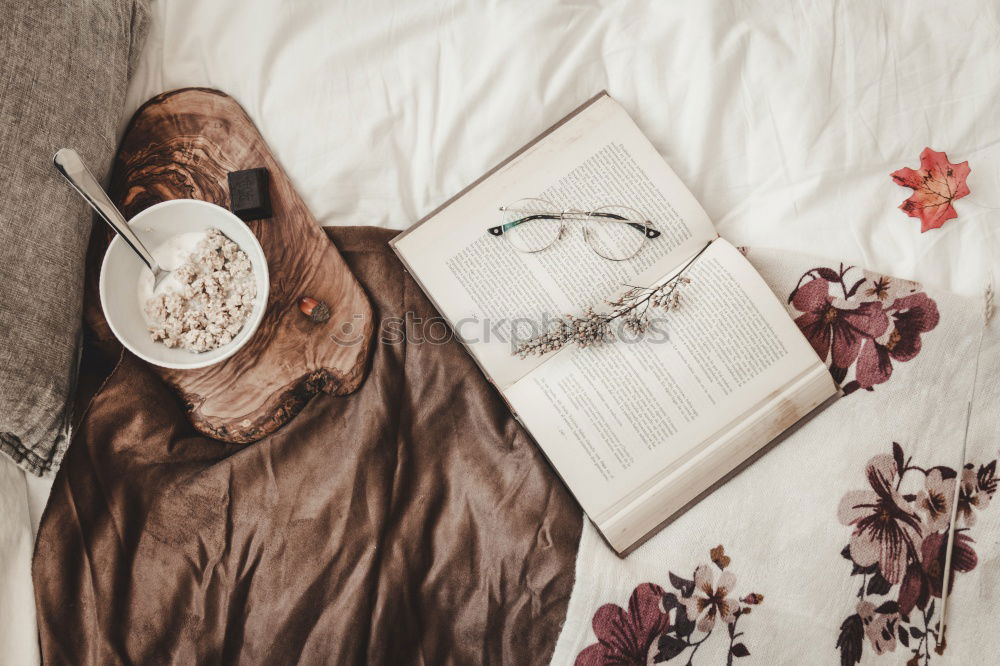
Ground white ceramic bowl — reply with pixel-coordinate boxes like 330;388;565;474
99;199;269;370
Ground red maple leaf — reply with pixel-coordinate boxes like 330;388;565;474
890;147;970;232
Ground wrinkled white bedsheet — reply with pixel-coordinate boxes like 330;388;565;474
7;1;1000;663
125;0;1000;296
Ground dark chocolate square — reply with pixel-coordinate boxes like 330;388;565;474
228;168;272;221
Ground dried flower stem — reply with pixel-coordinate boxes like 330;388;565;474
512;241;711;358
937;309;986;654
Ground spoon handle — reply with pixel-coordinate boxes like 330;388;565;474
53;148;161;275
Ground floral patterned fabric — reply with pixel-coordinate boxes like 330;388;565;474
576;546;764;665
835;444;996;664
551;249;997;665
788;265;939;395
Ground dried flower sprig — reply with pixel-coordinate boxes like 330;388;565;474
512;241;710;358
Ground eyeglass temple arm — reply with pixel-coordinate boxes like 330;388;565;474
487;213;562;236
488;211;661;239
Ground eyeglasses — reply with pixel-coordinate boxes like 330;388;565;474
487;198;661;261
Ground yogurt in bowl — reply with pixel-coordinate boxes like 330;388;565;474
100;199;269;370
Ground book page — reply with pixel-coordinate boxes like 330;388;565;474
502;239;833;521
391;94;715;388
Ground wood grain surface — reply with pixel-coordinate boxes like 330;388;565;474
84;87;374;443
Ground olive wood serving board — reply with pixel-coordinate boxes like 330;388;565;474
84;88;373;443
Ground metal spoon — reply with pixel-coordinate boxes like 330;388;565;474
53;148;170;289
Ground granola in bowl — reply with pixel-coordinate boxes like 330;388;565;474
142;228;257;353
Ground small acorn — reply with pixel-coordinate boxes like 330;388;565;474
298;297;330;323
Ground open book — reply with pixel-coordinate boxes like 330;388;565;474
390;92;837;554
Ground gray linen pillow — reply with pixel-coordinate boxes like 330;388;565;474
0;0;150;476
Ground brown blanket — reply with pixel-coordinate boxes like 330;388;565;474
33;227;582;664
